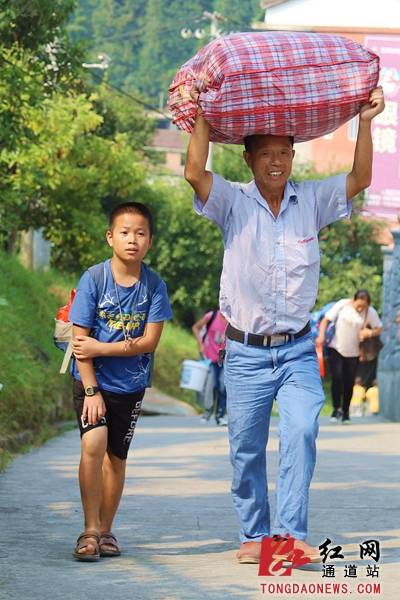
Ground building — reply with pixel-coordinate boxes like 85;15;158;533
148;114;187;177
258;0;400;226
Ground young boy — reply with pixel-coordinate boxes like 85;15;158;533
69;201;172;561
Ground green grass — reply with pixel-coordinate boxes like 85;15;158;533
321;378;334;416
0;252;75;453
0;421;76;472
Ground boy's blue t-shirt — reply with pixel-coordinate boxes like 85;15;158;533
69;260;173;394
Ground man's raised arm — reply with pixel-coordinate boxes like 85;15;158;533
184;113;213;204
346;86;385;200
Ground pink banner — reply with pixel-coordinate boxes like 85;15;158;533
364;36;400;220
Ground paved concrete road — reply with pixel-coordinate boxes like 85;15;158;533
0;413;399;600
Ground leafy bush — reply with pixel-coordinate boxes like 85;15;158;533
0;253;73;441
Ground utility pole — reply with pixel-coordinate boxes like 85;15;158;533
82;53;112;71
203;11;226;40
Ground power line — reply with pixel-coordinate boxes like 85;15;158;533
89;72;170;120
90;74;244;155
72;11;251;47
83;15;207;43
0;51;242;158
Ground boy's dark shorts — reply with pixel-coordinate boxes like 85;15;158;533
72;379;145;460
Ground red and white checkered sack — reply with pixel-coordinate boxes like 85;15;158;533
168;32;379;144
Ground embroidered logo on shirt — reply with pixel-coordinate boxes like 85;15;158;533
297;236;316;244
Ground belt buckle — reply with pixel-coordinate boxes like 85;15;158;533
270;334;287;347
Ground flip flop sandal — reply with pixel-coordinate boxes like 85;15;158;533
73;531;100;562
237;555;260;564
99;532;121;557
273;552;322;564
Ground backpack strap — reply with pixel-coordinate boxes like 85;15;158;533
202;310;218;342
87;261;107;300
61;261;108;374
143;264;161;299
60;339;74;374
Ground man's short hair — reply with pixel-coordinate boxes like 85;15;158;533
108;202;154;237
243;134;294;153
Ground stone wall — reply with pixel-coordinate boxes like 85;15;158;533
377;229;400;421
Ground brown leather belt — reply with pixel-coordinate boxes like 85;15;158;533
226;322;311;348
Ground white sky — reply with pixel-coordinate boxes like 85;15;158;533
264;0;400;29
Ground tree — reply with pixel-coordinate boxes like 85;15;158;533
69;0;148;90
145;178;224;326
318;203;384;310
0;0;156;267
214;0;255;32
70;0;201;102
0;0;75;50
46;131;148;272
137;0;206;102
213;143;252;182
91;83;154;148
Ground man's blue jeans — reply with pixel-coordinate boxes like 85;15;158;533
224;332;324;543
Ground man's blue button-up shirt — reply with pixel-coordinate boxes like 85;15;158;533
194;172;350;335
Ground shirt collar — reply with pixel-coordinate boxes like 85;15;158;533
240;180;298;212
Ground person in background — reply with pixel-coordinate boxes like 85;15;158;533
192;309;227;425
366;380;380;415
316;289;382;424
350;376;366;417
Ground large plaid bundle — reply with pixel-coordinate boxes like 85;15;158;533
169;32;379;144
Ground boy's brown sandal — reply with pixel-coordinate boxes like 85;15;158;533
72;531;100;562
99;532;121;557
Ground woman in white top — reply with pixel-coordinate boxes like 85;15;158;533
316;290;382;423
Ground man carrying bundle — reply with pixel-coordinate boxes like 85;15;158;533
184;86;384;564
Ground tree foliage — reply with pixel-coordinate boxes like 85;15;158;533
0;0;155;271
0;0;75;49
145;178;223;326
68;0;259;102
318;204;383;310
214;0;256;31
136;0;209;102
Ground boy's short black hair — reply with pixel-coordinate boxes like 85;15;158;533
243;134;295;153
108;202;154;237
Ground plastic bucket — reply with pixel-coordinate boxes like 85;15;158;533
180;360;210;392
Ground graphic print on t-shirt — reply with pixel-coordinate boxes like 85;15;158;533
69;260;173;394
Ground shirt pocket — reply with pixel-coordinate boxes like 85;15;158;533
294;236;320;267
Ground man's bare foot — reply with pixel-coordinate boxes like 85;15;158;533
294;539;321;560
273;539;321;563
236;541;262;564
